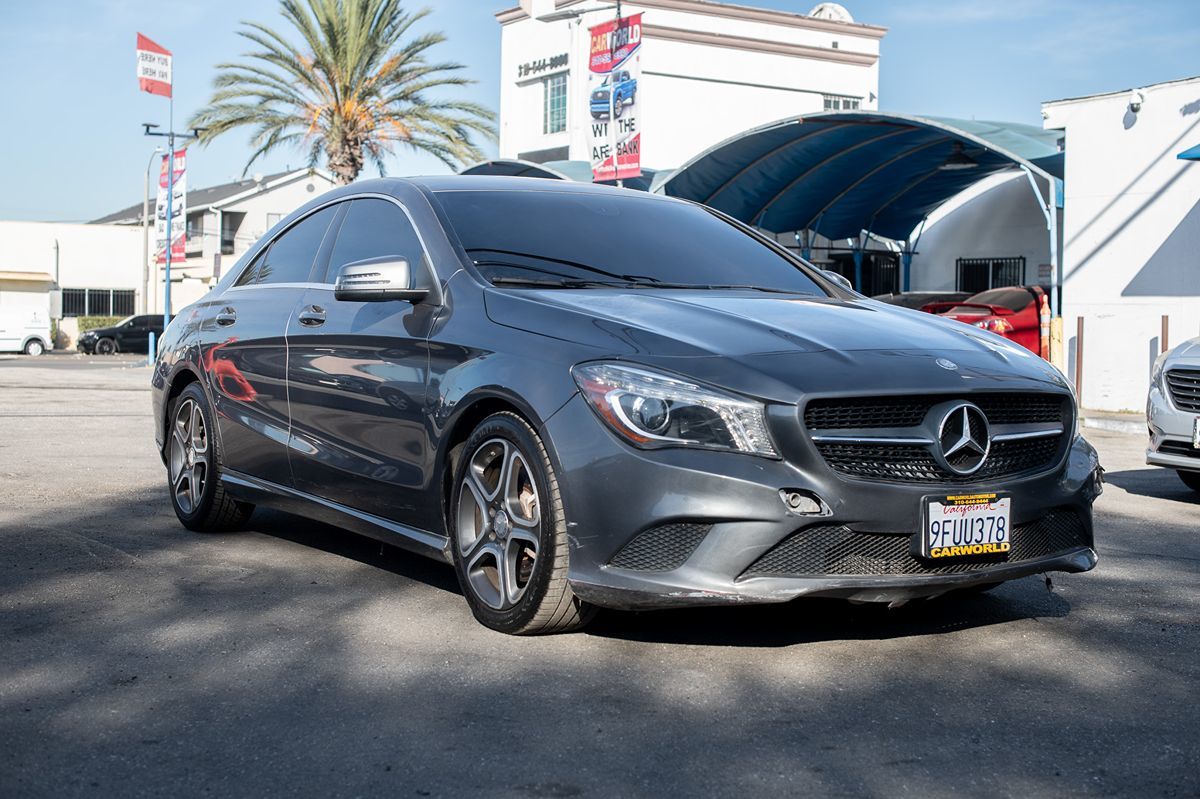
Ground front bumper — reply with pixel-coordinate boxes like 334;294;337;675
1146;383;1199;472
545;393;1102;610
76;338;96;354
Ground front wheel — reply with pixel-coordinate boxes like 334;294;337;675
24;339;45;356
94;337;116;355
1178;470;1200;493
450;412;594;634
167;382;254;531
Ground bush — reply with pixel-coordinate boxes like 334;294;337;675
76;316;122;333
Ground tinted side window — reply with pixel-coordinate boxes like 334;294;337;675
256;205;338;285
323;199;427;283
234;249;265;286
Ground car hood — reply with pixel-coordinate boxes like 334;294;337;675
484;289;1071;400
1167;336;1200;364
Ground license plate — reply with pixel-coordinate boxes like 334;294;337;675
923;493;1012;560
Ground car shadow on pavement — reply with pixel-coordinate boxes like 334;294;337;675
1103;467;1200;504
247;507;462;595
586;579;1073;647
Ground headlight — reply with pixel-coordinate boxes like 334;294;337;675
1150;352;1168;387
571;362;778;457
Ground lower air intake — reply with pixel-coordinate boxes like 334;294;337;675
609;523;712;571
742;510;1088;578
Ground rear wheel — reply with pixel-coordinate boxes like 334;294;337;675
95;337;116;355
450;412;594;634
167;382;254;531
1178;470;1200;493
24;339;45;356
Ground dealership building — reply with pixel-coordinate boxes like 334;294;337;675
496;0;884;168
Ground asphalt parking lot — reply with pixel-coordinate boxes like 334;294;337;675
1;355;1197;798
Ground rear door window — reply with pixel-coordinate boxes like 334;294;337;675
247;205;339;286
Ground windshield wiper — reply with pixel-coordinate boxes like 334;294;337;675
489;276;636;289
467;248;660;285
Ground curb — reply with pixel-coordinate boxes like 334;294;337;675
1081;416;1143;436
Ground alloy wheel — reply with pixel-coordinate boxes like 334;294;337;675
168;398;209;515
456;438;542;610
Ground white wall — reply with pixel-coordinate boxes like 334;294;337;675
0;221;143;291
907;172;1052;291
1044;77;1200;412
498;1;882;168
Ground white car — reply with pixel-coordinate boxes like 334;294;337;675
0;308;51;356
1147;337;1200;492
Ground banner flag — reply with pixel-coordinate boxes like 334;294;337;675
155;149;187;264
136;33;172;97
587;13;642;182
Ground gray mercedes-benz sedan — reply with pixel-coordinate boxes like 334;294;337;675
151;176;1102;634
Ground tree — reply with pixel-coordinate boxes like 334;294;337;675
190;0;496;184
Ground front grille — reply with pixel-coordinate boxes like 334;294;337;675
804;392;1070;484
1158;440;1200;459
609;522;711;571
742;509;1088;578
1166;369;1200;412
815;435;1061;484
805;393;1066;430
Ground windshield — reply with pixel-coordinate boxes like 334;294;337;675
116;315;136;327
434;190;826;295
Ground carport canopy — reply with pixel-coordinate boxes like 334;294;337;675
654;111;1063;242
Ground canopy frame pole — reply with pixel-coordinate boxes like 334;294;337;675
900;216;929;293
1022;166;1059;318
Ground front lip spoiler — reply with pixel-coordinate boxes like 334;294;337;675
569;548;1097;610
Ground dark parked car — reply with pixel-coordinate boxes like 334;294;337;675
78;314;169;354
151;177;1102;634
590;70;637;118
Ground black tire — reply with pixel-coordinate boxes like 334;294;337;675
615;96;624;118
166;382;254;532
95;337;117;355
24;339;45;356
1178;470;1200;493
449;412;595;635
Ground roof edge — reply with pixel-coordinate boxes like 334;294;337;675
1042;75;1200;109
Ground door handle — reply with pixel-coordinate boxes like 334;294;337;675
297;305;326;327
215;307;237;326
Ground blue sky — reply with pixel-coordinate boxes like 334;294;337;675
1;0;1197;221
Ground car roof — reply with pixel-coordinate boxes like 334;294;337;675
403;174;676;199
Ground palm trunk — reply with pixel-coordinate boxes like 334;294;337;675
326;136;364;185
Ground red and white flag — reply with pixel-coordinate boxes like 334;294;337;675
136;33;172;98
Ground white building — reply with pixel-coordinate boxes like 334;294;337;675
95;168;336;315
496;0;884;169
0;168;335;348
1043;76;1200;412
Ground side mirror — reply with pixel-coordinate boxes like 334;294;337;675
822;269;855;292
334;256;428;303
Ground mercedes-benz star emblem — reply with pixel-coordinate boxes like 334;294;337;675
935;403;990;475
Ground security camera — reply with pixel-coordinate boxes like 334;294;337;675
1129;89;1145;114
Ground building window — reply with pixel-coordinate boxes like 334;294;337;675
543;73;567;134
61;288;136;318
956;257;1026;293
823;94;861;111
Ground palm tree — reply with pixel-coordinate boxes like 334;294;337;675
190;0;496;183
